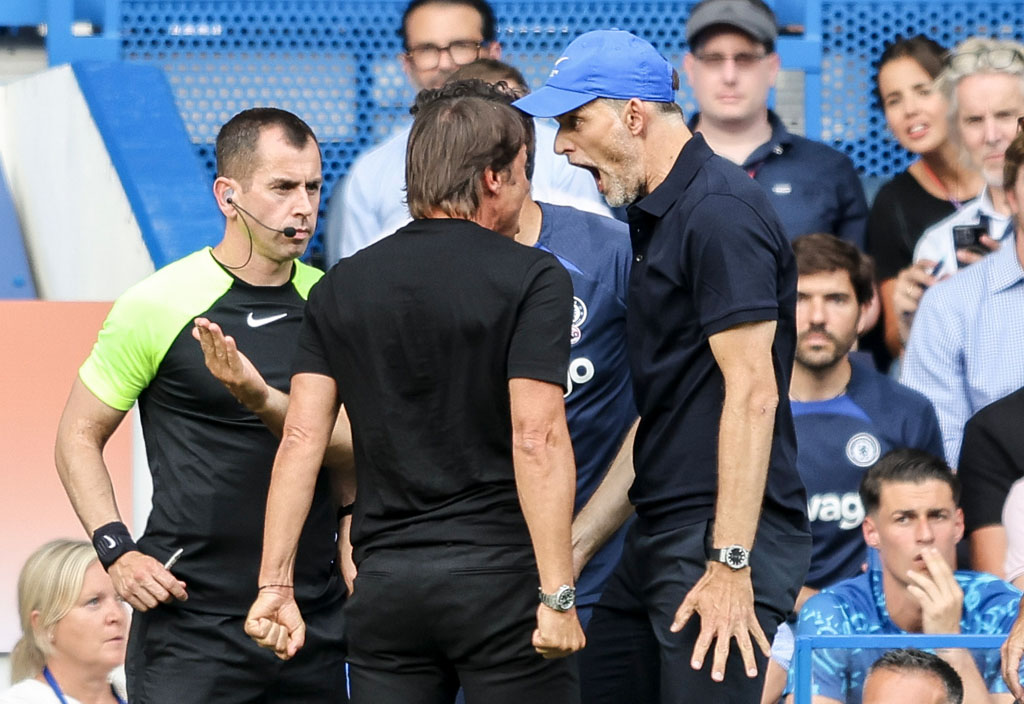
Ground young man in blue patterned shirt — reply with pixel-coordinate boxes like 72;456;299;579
790;449;1022;704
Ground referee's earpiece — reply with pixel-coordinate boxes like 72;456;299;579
224;188;235;203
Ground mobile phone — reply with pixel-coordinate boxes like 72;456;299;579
953;223;987;250
952;223;989;264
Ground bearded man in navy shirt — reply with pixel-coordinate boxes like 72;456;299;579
516;29;811;703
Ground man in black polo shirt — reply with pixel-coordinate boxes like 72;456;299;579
243;81;585;703
515;30;810;702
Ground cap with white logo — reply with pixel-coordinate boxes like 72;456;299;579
513;30;675;118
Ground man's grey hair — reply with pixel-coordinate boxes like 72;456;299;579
938;37;1024;130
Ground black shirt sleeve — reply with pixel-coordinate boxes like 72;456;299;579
507;256;573;389
959;407;1024;533
293;278;334;379
687;194;782;337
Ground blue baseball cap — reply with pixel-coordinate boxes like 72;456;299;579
513;30;676;118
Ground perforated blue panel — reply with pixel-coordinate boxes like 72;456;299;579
115;1;1024;263
821;1;1024;177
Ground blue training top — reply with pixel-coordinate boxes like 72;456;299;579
792;354;944;589
536;202;637;607
791;566;1022;703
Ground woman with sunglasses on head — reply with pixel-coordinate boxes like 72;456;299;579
865;35;984;366
1;540;127;704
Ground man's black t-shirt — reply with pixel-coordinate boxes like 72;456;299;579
626;134;808;535
959;386;1024;533
294;218;573;560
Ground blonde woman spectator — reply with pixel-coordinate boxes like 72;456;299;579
1;540;127;704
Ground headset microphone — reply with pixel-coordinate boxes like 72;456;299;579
224;190;297;237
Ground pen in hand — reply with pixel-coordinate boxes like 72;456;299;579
163;548;183;571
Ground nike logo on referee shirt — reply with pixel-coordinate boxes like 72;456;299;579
247;312;288;328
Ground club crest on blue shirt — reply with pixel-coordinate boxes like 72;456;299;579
845;432;882;468
570;296;588;346
572;296;588;327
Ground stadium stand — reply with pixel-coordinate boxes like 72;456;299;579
2;1;1024;269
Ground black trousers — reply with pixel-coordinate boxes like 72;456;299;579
345;543;579;704
126;598;347;703
580;515;811;704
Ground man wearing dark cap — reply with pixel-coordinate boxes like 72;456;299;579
683;0;867;247
515;29;810;703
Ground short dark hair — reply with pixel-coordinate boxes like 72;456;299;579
449;58;527;94
215;107;318;186
868;648;963;704
688;0;777;54
874;35;946;109
1004;130;1024;190
446;61;536;179
859;449;960;516
406;79;529;219
399;0;497;49
792;233;875;306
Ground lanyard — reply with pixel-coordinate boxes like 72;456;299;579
919;159;964;210
42;667;126;704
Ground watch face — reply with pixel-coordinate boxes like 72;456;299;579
555;587;576;610
726;546;748;568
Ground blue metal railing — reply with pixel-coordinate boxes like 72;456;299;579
793;633;1008;704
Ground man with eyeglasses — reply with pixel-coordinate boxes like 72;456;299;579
323;0;609;263
901;37;1024;471
682;0;868;248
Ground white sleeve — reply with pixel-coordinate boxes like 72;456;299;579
324;129;412;264
914;218;957;279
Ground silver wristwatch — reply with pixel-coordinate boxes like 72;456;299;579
538;584;576;611
711;544;750;570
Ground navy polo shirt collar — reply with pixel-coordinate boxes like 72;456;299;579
686;110;792;171
741;110;792;169
631;132;715;218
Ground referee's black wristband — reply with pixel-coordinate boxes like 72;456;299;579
92;521;138;571
337;503;354;521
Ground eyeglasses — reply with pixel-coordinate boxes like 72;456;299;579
946;47;1024;73
693;51;768;70
405;40;483;70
